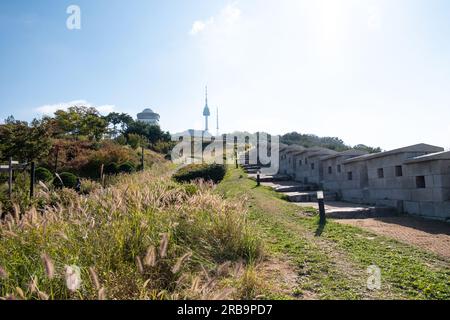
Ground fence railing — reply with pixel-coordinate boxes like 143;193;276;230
0;157;35;199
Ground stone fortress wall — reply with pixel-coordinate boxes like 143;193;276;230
279;143;450;220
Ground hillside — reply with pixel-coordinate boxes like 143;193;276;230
280;132;382;153
0;163;263;300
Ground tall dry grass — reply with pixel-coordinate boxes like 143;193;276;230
0;163;262;300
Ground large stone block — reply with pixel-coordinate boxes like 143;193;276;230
401;176;415;189
442;188;450;202
369;189;391;200
404;201;420;215
419;201;435;217
433;174;450;188
425;175;435;188
411;189;434;201
441;163;450;174
376;199;401;210
433;202;450;219
388;189;412;201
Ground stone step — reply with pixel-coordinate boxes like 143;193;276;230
242;165;260;169
284;191;337;203
293;201;399;218
275;184;319;193
326;206;397;219
248;174;290;183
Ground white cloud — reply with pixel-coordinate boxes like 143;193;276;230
221;3;241;24
190;20;206;35
368;5;382;31
190;18;214;35
35;100;116;115
189;3;241;36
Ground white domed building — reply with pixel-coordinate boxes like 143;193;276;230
137;108;160;126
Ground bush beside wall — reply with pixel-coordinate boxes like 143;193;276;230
173;164;226;184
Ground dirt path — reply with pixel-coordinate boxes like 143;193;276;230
335;216;450;260
218;169;450;299
253;191;384;299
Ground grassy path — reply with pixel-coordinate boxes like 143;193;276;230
216;168;450;300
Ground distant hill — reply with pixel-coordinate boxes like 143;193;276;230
280;132;382;153
202;131;382;154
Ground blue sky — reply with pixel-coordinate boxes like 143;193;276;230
1;0;449;150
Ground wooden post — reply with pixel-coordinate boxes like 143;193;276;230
141;145;145;171
54;147;59;173
30;161;36;199
8;157;13;199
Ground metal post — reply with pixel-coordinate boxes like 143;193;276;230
141;145;145;171
30;161;35;199
201;132;204;163
8;157;13;199
257;170;261;187
317;191;326;224
256;131;260;167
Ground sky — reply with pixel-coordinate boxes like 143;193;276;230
0;0;449;150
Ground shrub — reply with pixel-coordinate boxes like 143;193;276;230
35;167;53;182
173;164;226;184
80;178;102;195
104;162;119;175
115;135;127;145
182;183;199;196
54;172;78;189
0;166;262;300
118;162;135;174
127;133;144;150
79;159;102;179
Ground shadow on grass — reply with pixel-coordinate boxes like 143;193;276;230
315;220;327;237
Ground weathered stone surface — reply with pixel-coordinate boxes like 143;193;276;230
277;145;450;220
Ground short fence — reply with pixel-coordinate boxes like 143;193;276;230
0;157;35;199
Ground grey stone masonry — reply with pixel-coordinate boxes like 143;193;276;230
279;144;305;178
321;149;369;197
403;151;450;219
292;148;337;185
278;143;449;220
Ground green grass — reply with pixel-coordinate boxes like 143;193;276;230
216;167;450;300
2;164;448;300
0;164;263;300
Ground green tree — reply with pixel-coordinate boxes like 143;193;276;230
53;106;107;141
125;121;170;147
105;112;134;137
0;118;52;162
127;133;148;150
353;144;382;154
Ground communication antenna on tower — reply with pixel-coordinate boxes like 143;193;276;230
216;107;219;137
